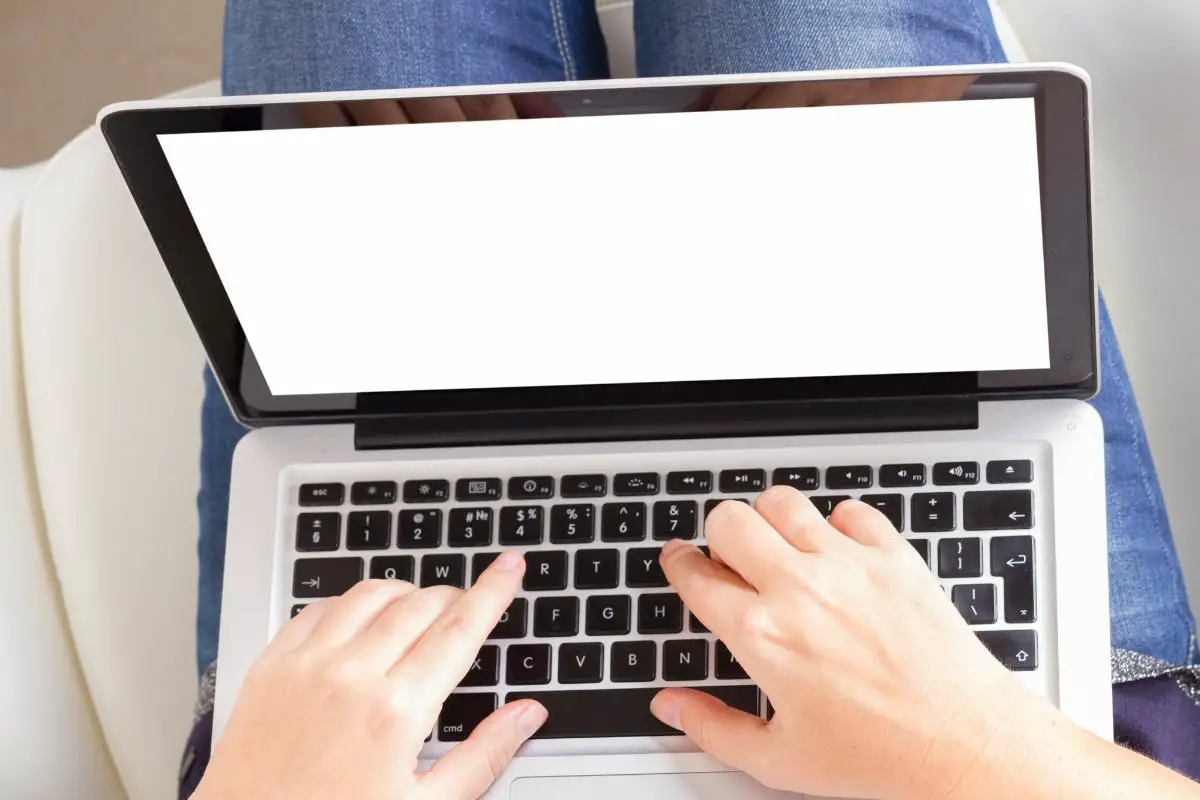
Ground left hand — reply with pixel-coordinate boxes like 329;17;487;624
196;551;545;800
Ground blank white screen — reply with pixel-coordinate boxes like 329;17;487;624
159;96;1050;396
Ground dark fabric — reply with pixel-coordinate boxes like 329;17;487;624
1114;678;1200;782
179;709;213;800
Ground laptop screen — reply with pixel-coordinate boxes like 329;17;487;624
157;86;1048;398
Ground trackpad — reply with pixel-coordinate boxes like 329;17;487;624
510;772;801;799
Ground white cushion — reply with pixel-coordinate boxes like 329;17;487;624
0;165;124;800
19;85;215;800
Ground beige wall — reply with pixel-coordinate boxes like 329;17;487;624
0;0;222;166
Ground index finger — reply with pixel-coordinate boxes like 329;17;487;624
659;540;759;644
390;551;525;697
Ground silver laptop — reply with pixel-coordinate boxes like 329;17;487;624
100;62;1111;799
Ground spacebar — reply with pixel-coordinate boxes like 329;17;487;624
505;686;760;739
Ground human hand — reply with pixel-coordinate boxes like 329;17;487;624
195;552;546;800
651;488;1060;799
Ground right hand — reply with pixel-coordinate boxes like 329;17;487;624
651;488;1062;799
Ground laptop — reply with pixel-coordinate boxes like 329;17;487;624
99;62;1111;799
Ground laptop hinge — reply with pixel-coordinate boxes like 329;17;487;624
353;396;979;451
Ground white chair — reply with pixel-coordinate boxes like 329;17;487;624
3;1;1198;797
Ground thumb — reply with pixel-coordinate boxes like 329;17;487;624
418;700;547;799
650;688;777;781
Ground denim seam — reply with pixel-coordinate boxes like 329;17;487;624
548;0;576;80
1112;345;1194;653
967;0;996;61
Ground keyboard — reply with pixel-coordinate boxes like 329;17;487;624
285;454;1042;750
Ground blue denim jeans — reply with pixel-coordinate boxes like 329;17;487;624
200;0;1196;674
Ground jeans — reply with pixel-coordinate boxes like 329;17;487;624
200;0;1197;675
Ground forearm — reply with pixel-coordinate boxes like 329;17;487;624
941;691;1200;800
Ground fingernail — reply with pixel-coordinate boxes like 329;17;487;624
493;551;524;571
516;702;548;740
650;692;682;730
660;539;690;558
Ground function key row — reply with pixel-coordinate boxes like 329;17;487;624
298;461;1034;507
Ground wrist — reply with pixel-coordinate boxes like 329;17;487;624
931;681;1078;800
898;674;1066;800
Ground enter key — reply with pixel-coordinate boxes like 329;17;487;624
991;535;1036;623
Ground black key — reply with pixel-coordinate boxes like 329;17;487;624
459;645;500;687
964;490;1033;531
403;479;449;503
719;469;766;493
585;595;632;636
397;509;442;548
860;494;904;531
499;506;544;545
666;471;713;494
370;555;415;582
611;641;656;682
291;604;307;618
490;598;527;639
559;643;605;684
951;584;997;624
908;539;931;567
455;477;501;502
663;640;709;682
637;593;683;634
613;473;660;496
772;467;819;491
505;686;759;739
911;493;955;533
448;507;494;548
826;465;872;490
574;549;620;590
350;481;396;505
299;483;344;507
506;644;552;685
524;551;569;591
509;476;555;500
533;597;579;637
933;461;980;486
561;474;607;498
938;538;983;578
471;552;500;583
293;557;363;598
987;460;1034;484
992;535;1037;623
626;548;668;588
295;513;340;552
879;464;926;488
601;502;646;542
437;692;497;742
550;504;595;544
346;511;391;550
809;495;851;518
704;498;751;517
976;630;1038;671
653;500;698;541
421;554;466;588
688;613;709;634
715;641;749;679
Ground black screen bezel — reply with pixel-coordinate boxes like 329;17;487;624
100;66;1095;426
